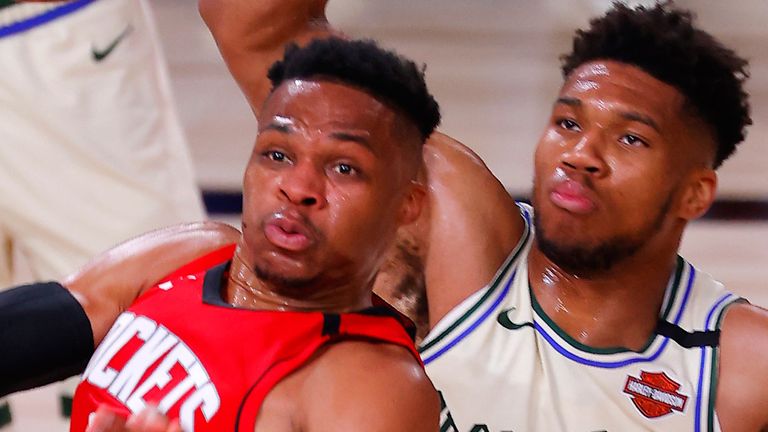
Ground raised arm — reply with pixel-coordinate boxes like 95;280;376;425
421;134;524;326
715;302;768;431
198;0;341;114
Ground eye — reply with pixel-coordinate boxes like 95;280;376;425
264;150;288;162
333;163;357;176
557;118;581;132
619;134;648;147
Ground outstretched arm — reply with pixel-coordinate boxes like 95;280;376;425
715;302;768;431
0;222;240;396
66;221;240;345
198;0;342;114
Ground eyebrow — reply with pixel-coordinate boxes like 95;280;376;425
620;111;661;133
329;131;373;151
555;97;581;107
261;122;293;134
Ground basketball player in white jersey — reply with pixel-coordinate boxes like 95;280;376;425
201;1;768;431
0;0;204;428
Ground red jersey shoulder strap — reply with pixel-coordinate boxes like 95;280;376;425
326;305;422;367
158;244;236;283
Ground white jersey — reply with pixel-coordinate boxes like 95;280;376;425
420;204;741;432
0;0;205;284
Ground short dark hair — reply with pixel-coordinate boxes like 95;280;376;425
267;37;441;142
561;2;751;168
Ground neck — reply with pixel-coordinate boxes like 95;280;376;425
527;240;679;351
223;242;373;313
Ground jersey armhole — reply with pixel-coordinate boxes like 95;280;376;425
704;296;745;432
418;204;531;361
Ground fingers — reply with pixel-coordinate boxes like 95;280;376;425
85;405;128;432
124;406;180;432
85;405;181;432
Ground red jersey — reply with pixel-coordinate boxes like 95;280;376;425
70;245;420;431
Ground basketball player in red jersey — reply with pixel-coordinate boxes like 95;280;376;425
1;36;440;430
2;0;431;402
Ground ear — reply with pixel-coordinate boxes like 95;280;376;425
397;181;427;226
677;168;717;220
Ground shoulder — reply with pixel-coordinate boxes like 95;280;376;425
65;221;240;345
132;221;241;246
716;302;768;431
66;221;239;294
719;301;768;365
68;221;239;273
300;341;439;431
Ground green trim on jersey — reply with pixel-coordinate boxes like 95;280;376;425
707;343;719;431
530;288;647;354
660;256;685;319
419;212;531;353
0;0;15;10
530;257;685;355
706;297;745;431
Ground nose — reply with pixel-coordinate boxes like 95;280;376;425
560;131;608;177
278;162;326;208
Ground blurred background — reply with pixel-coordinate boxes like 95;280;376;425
5;0;767;429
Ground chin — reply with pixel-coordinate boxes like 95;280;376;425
534;215;648;275
251;247;316;280
253;262;318;290
536;207;587;239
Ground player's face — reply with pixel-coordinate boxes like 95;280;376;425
240;79;423;290
532;60;715;273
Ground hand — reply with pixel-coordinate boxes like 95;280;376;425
85;405;182;432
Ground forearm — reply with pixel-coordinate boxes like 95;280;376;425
200;0;329;50
199;0;342;113
0;282;94;397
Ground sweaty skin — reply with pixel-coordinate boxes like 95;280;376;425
197;1;768;431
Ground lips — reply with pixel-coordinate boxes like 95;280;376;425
263;213;316;252
549;177;597;214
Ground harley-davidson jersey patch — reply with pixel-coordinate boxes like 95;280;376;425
623;371;688;418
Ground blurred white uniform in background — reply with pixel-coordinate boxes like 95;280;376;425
0;0;205;429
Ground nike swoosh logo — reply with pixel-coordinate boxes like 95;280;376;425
92;25;133;62
496;307;534;330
